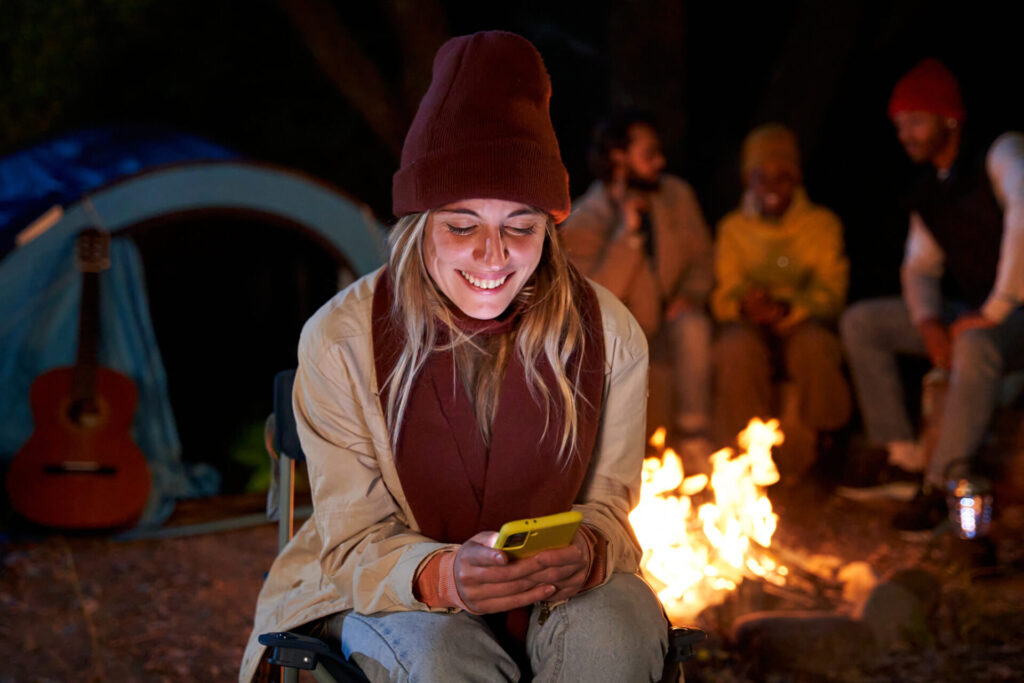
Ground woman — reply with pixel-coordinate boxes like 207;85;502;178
240;31;667;682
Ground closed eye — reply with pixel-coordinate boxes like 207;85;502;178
504;224;537;236
445;223;476;235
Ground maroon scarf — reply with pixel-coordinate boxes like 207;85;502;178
372;268;605;544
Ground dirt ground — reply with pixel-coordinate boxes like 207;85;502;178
2;483;1023;682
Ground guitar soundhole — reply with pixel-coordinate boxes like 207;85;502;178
44;462;118;476
68;399;102;427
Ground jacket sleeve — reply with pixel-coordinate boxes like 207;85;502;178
560;195;647;301
982;132;1024;322
900;211;946;325
710;217;746;322
295;323;453;615
782;210;849;325
573;288;649;581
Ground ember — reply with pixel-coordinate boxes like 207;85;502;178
630;419;788;623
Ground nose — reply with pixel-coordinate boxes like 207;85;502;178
895;123;912;146
477;228;509;269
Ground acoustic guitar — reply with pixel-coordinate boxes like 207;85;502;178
7;228;151;529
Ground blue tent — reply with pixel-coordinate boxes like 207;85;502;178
0;126;386;529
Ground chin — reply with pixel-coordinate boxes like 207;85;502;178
453;298;514;321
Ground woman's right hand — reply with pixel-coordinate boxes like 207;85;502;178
452;532;557;614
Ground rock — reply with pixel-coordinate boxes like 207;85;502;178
856;580;931;648
888;568;942;615
731;610;874;677
838;561;879;611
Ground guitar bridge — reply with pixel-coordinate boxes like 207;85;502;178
44;462;118;476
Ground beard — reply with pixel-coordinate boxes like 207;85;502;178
626;174;661;193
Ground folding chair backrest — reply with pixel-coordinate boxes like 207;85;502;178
274;369;305;462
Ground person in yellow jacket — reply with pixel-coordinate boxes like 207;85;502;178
711;123;852;454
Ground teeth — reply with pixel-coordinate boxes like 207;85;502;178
459;271;509;290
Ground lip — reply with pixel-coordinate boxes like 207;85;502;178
458;269;513;292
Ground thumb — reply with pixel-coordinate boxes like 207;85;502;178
468;531;500;549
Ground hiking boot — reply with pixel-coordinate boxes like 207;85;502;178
893;485;948;532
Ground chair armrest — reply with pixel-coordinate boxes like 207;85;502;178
258;631;370;682
667;626;707;662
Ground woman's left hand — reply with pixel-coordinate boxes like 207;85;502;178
528;530;592;602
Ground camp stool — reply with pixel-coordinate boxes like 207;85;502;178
261;369;706;682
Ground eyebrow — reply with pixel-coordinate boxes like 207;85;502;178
436;208;542;219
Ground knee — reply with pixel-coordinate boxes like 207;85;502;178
714;324;764;366
344;612;515;681
952;329;1003;377
839;302;874;349
542;574;666;678
786;323;841;367
672;310;712;338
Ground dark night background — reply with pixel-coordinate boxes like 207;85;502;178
4;0;1022;489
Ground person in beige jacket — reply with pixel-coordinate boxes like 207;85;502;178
560;111;714;456
240;32;667;683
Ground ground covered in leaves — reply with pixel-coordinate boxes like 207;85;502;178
1;486;1022;682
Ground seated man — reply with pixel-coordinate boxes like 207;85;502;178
841;59;1024;531
560;111;714;456
711;123;852;459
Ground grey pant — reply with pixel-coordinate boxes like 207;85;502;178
319;573;668;682
840;298;1024;486
650;310;713;435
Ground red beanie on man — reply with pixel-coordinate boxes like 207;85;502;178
887;58;966;122
392;31;571;223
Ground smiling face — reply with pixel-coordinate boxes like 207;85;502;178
748;159;800;219
422;198;547;320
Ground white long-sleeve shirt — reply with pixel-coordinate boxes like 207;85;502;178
902;132;1024;324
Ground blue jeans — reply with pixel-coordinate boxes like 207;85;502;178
318;573;668;682
840;298;1024;486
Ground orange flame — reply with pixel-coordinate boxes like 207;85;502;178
629;418;787;622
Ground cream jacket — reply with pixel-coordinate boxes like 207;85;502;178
239;268;649;681
559;175;714;338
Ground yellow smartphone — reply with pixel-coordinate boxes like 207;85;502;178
492;510;583;559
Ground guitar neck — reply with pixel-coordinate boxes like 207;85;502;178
71;270;101;406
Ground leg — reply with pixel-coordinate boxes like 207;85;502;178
713;322;773;445
667;310;713;435
839;299;927;445
527;573;668;683
320;609;520;683
926;307;1024;487
782;321;851;431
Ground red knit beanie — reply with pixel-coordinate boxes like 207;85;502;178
887;58;965;122
392;31;571;223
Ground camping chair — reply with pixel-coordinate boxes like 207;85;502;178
260;369;706;682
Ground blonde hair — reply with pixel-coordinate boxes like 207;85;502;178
383;211;588;462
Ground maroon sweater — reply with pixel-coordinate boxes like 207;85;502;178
371;268;606;544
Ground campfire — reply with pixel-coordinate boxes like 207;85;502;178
629;419;791;623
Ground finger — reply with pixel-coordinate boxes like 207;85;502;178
455;557;556;597
459;542;509;568
469;584;557;614
520;563;585;588
532;544;586;568
547;580;586;603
